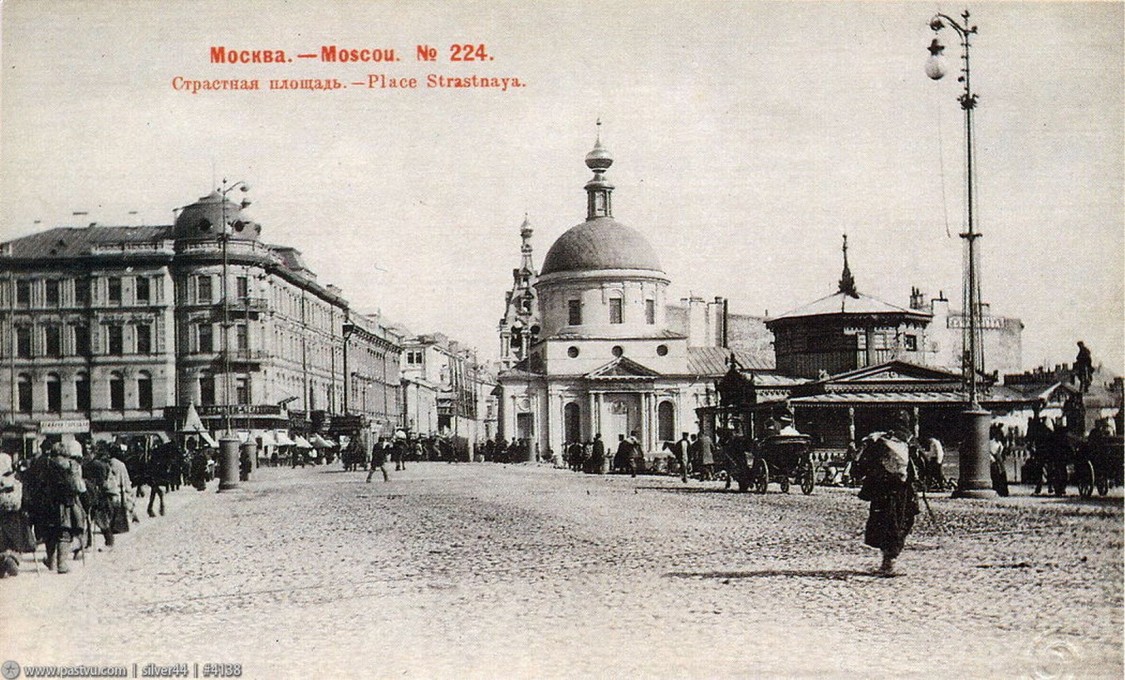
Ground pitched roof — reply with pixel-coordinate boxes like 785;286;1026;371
687;347;774;375
791;386;1036;408
768;291;930;324
2;225;174;259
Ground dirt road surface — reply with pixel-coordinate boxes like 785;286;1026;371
3;462;1121;678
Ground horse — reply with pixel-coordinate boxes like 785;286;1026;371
124;441;184;517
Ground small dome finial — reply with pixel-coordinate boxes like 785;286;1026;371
838;233;858;298
586;119;613;171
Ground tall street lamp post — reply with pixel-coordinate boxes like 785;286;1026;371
217;178;251;492
926;10;995;498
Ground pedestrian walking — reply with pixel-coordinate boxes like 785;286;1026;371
856;412;920;576
989;427;1009;497
0;449;34;577
366;438;390;483
697;431;715;481
27;441;88;574
393;431;407;471
83;444;116;550
674;432;691;483
590;434;605;474
628;431;643;476
614;435;632;476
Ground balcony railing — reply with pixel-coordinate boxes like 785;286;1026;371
212;296;269;319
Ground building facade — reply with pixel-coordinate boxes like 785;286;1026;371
400;332;496;447
1;188;402;445
496;132;765;460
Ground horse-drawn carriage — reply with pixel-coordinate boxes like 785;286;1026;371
1073;433;1123;499
1027;410;1123;499
746;434;817;494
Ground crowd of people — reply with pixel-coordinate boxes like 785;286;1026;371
0;437;210;578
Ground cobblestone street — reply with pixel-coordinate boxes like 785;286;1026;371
4;463;1122;679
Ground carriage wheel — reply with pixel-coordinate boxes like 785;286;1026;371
1076;461;1095;499
1097;475;1109;496
800;465;815;495
753;459;769;494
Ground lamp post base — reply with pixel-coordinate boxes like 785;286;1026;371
953;406;996;499
218;435;241;492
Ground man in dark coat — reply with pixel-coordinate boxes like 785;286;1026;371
857;412;920;576
27;441;88;574
614;435;632;476
674;432;691;483
1075;341;1094;393
366;438;389;483
590;434;605;474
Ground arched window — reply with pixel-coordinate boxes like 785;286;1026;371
137;371;153;410
75;372;90;412
109;371;125;410
564;402;581;444
46;373;62;413
657;401;675;443
17;373;32;413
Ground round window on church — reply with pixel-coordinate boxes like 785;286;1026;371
656;344;668;356
611;345;624;358
567;346;580;358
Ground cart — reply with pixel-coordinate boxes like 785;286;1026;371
748;434;816;494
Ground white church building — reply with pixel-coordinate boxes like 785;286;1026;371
496;131;766;460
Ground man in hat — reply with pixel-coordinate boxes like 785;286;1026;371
856;410;920;576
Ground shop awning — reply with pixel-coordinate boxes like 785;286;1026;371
257;430;278;447
179;403;208;434
199;432;218;448
293;435;313;449
274;430;296;446
311;434;337;448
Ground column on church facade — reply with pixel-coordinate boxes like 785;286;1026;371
587;391;596;440
547;390;562;460
640;392;650;453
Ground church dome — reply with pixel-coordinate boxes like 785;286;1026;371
540;217;663;275
173;190;261;241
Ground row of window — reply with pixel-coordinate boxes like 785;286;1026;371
196;374;251;407
15;371;153;413
13;324;153;358
560;400;678;443
193;274;249;304
567;298;656;326
564;343;669;359
12;276;153;307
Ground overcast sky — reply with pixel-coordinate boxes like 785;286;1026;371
2;0;1121;374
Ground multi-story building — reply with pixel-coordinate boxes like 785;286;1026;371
399;332;495;448
343;311;404;436
0;188;401;447
908;288;1023;378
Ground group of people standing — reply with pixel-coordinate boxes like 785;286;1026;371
0;439;139;577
